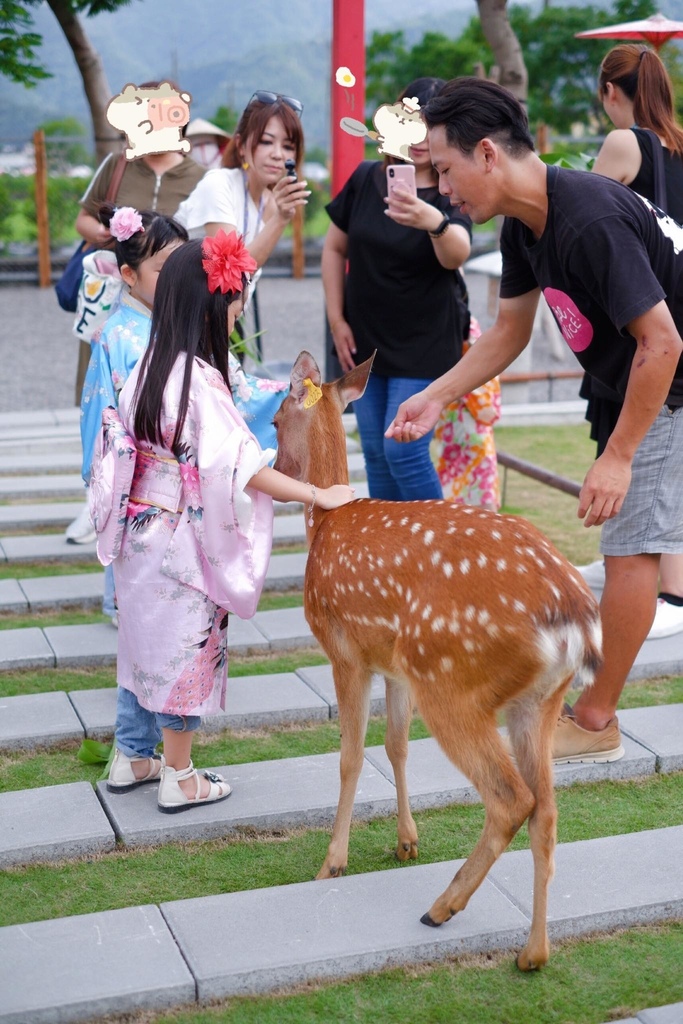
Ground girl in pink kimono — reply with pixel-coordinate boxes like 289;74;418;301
91;231;355;812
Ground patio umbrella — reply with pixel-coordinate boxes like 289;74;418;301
575;11;683;51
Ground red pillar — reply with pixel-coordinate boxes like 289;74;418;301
331;0;365;197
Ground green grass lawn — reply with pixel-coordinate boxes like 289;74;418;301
496;423;602;566
136;923;683;1024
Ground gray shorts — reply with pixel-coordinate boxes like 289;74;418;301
601;405;683;556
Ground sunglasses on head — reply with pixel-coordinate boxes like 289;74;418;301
247;91;303;116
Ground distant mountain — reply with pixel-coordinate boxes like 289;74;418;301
0;0;476;149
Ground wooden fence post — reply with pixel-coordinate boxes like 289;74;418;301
292;207;304;279
33;129;51;288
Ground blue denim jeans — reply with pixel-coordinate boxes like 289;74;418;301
103;564;116;618
114;685;201;759
353;373;443;500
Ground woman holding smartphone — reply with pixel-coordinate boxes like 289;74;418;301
322;77;471;500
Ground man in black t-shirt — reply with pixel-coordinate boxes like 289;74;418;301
386;78;683;765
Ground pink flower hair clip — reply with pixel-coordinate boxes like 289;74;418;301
202;229;257;295
110;207;144;242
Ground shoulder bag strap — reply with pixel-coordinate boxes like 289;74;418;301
639;128;668;213
105;153;128;205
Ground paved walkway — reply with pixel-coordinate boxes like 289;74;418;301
1;404;682;1023
1;825;682;1021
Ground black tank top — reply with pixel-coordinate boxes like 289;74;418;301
629;127;683;221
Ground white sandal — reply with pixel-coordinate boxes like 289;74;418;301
107;749;164;793
157;760;231;814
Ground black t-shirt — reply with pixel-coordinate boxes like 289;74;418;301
326;161;472;379
500;165;683;405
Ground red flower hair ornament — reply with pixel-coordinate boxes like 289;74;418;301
201;229;258;295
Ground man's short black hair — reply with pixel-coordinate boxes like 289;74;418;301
423;78;534;157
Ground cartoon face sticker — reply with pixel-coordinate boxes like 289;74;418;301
106;82;192;160
372;97;427;162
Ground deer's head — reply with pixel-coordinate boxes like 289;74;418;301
273;351;375;483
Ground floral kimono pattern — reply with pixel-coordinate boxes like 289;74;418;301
80;291;151;482
109;354;275;717
80;287;288;482
430;319;502;511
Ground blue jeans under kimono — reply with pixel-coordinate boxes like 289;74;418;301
114;686;200;759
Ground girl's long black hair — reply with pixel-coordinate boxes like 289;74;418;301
132;239;247;453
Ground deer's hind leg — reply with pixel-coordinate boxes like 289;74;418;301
505;675;572;971
385;676;418;862
417;695;535;927
316;653;373;880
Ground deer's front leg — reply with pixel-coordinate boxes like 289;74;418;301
385;676;418;862
317;660;372;880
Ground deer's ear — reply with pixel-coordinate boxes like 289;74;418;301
290;351;322;404
338;352;375;410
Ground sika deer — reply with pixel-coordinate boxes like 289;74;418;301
273;351;602;970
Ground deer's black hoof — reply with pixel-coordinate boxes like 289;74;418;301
420;912;441;927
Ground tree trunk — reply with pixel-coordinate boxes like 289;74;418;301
476;0;528;103
45;0;119;164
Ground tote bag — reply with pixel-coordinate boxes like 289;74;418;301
54;153;127;313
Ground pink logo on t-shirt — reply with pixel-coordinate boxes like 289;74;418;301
543;288;593;352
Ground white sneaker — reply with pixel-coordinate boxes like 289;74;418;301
648;598;683;640
65;502;96;545
575;559;605;589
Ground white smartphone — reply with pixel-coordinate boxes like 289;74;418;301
386;163;417;198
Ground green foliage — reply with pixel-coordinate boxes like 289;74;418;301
41;117;92;174
212;104;239;135
364;0;683;136
0;0;137;87
0;1;51;86
0;173;90;249
366;23;490;107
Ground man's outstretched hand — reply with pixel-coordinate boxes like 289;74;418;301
385;391;443;443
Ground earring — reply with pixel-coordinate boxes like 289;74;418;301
242;160;249;170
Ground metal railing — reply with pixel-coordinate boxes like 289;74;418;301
497;449;581;509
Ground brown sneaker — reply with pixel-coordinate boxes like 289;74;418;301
552;712;625;764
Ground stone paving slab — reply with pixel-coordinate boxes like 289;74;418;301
252;605;314;648
227;615;271;655
67;686;117;741
489;825;683;941
0;532;97;563
68;676;330;740
161;862;529;1001
365;733;656;810
0;905;195;1024
0;451;82;474
0;781;115;867
265;550;307;590
620;704;683;774
638;1004;683;1023
203;671;330;731
43;622;118;668
630;632;683;681
0;473;85;500
97;751;397;847
272;511;305;544
0;626;54;670
19;572;104;610
296;663;387;717
0;577;28;613
0;501;83;531
0;691;84;751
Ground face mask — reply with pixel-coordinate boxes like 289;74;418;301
191;141;221;169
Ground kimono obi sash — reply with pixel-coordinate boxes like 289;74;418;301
130;450;184;514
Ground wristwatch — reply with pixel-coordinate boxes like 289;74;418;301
428;215;450;238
